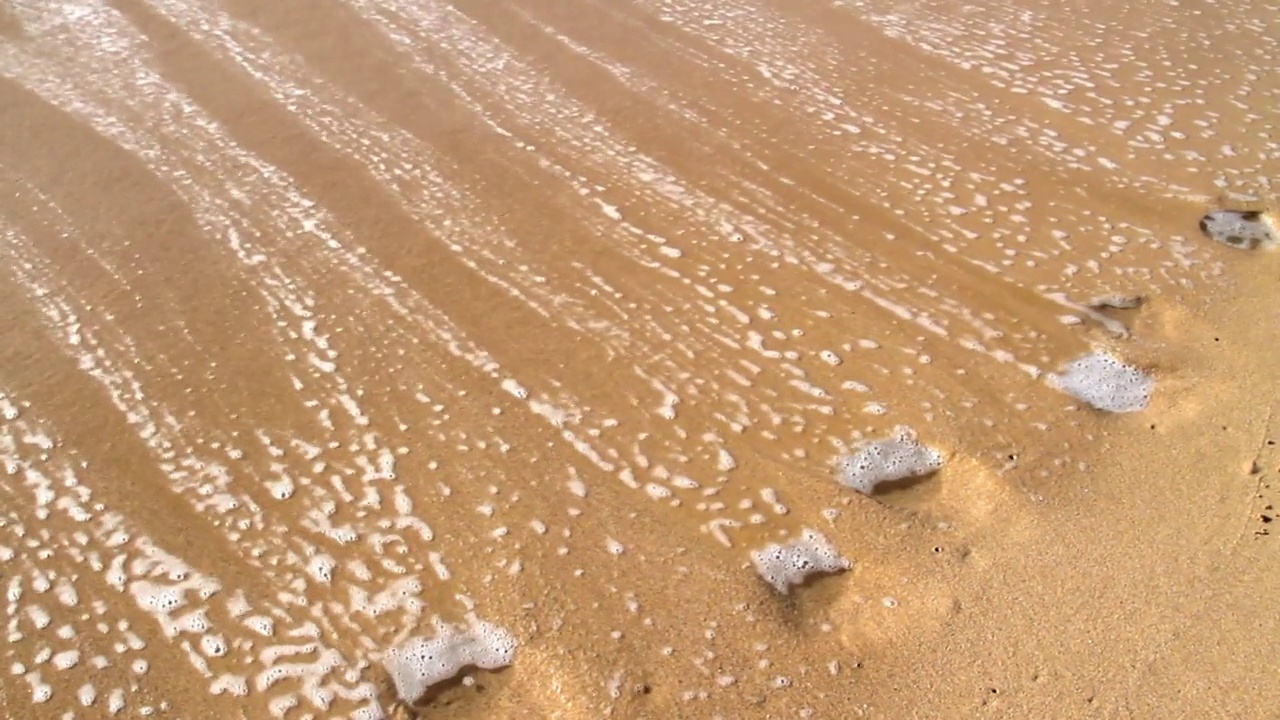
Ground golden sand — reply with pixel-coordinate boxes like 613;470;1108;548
1;0;1278;717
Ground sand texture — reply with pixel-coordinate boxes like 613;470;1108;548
1;0;1279;718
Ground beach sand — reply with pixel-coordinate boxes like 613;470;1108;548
1;0;1278;718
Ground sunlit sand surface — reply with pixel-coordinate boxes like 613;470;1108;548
2;0;1278;717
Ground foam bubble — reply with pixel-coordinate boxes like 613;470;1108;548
108;688;125;714
428;552;451;581
244;616;274;636
267;694;298;717
27;605;52;629
200;634;228;658
834;426;944;495
500;378;529;400
55;579;78;607
174;608;211;634
306;555;336;584
644;483;672;500
750;528;851;594
716;448;737;472
383;615;518;703
26;672;52;703
130;581;184;614
209;674;248;696
672;475;700;489
1048;352;1153;412
607;671;625;698
1199;210;1277;250
266;474;295;500
52;650;80;670
123;631;146;651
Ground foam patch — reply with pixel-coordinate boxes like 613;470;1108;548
382;615;517;703
1199;210;1277;250
834;425;944;495
750;528;851;594
1048;352;1153;412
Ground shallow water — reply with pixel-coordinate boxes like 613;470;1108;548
0;0;1276;717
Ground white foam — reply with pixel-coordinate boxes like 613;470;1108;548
382;615;518;703
209;674;249;696
129;580;185;614
427;552;451;581
108;688;125;714
671;475;699;489
834;426;944;495
51;650;80;670
1199;210;1277;250
26;672;52;703
54;579;78;607
268;695;298;717
0;395;19;420
644;483;672;500
716;448;737;472
27;605;51;629
750;528;851;594
244;616;275;636
607;671;626;698
306;555;336;584
1048;352;1153;412
200;634;228;658
173;608;211;634
500;378;529;399
707;518;741;547
266;473;295;500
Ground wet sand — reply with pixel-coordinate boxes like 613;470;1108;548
1;0;1278;718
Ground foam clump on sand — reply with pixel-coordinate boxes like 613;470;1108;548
1049;352;1153;412
1199;210;1277;250
750;528;851;594
382;615;518;703
834;425;944;495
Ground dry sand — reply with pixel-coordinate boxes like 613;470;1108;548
1;0;1278;718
